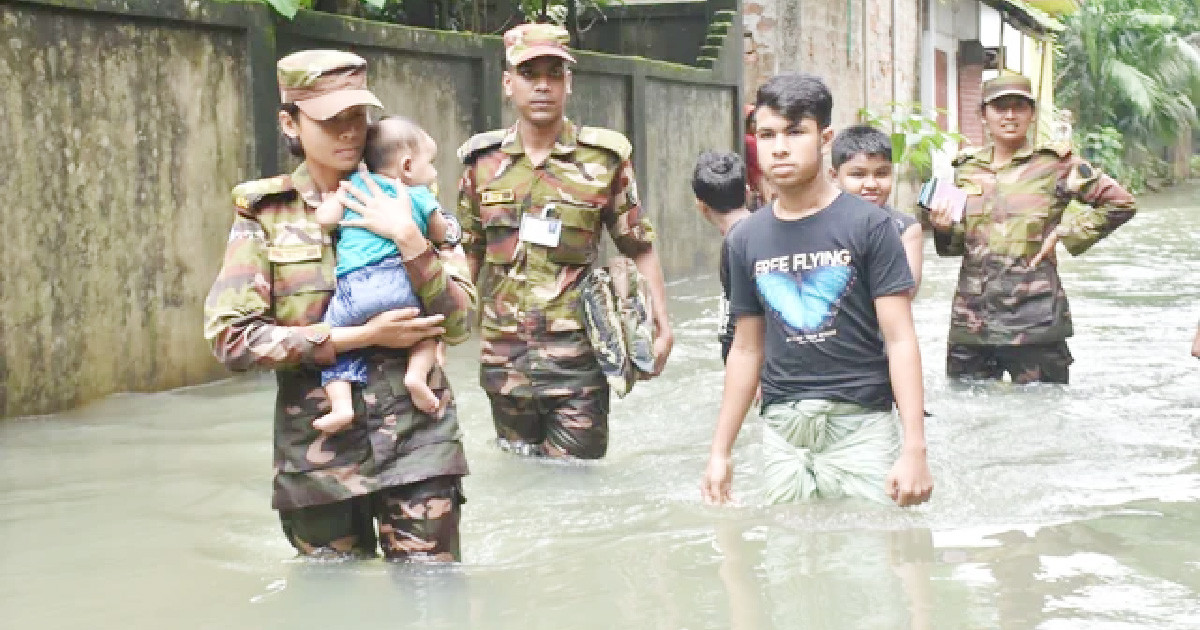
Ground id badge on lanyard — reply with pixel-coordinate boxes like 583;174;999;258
518;203;563;248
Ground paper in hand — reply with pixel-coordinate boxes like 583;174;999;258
918;177;968;222
934;179;968;222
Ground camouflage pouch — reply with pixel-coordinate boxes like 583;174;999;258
580;257;656;398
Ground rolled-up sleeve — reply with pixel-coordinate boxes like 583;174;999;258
605;158;656;257
1056;158;1136;256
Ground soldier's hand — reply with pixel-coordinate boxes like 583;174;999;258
1028;232;1060;267
700;454;734;505
649;323;674;376
1191;325;1200;359
366;308;446;349
885;448;933;507
926;197;957;231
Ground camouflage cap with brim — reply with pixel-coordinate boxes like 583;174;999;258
503;23;576;67
277;49;383;121
982;72;1035;104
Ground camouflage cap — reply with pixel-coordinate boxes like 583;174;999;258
277;49;383;121
982;72;1035;104
503;23;576;67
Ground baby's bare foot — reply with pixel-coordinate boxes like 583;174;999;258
312;408;354;433
405;374;440;414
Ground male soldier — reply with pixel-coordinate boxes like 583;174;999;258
925;73;1136;384
456;23;673;459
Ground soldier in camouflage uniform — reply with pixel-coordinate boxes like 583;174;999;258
456;24;674;459
924;73;1136;384
203;50;478;561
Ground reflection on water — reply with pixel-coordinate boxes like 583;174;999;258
2;185;1199;629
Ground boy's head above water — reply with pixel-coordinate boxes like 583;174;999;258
831;124;894;207
692;151;746;217
751;73;834;191
364;116;438;187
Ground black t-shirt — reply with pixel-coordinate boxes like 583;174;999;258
717;216;752;362
884;205;918;235
724;193;915;409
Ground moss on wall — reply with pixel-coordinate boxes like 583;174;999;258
1;0;740;417
0;3;248;416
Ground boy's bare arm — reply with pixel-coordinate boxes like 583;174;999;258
901;224;924;292
875;293;933;507
701;315;765;506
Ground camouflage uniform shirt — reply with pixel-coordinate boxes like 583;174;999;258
203;163;478;511
456;120;656;396
930;142;1136;345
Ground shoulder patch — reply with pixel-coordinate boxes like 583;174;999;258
1038;141;1072;159
457;130;506;164
231;176;295;211
951;145;985;167
577;126;632;161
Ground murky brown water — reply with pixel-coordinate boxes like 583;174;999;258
2;184;1198;629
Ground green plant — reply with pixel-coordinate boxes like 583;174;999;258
859;102;965;181
1057;0;1200;162
1076;126;1124;175
245;0;385;19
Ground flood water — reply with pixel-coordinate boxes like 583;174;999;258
3;184;1199;629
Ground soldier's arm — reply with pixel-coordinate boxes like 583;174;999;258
405;245;477;345
1055;158;1137;256
456;167;485;283
605;158;674;374
203;214;337;371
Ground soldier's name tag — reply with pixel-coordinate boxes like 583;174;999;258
267;244;323;263
481;189;515;205
519;214;562;248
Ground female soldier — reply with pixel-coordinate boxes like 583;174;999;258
926;73;1135;384
203;50;477;561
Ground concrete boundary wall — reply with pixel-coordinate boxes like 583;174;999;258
0;0;741;417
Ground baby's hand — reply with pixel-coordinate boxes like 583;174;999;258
314;190;346;229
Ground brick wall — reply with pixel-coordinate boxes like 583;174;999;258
743;0;922;128
958;60;984;146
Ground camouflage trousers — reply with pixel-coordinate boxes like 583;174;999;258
480;328;610;459
279;475;464;562
488;389;610;459
947;341;1072;384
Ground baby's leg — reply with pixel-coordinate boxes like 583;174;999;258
405;338;441;414
313;380;356;433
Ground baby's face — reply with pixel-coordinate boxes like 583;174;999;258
373;131;438;188
403;133;439;187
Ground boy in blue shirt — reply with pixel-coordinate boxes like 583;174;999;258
313;116;454;432
701;74;932;506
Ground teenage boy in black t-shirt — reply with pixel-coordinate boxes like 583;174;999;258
700;73;933;507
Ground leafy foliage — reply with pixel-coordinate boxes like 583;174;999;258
244;0;386;20
1056;0;1200;188
859;102;965;182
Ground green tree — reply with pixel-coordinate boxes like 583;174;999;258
1056;0;1200;185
